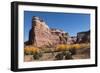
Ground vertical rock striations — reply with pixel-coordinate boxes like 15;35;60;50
27;16;69;47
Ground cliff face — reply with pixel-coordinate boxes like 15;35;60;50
26;16;68;47
25;16;90;47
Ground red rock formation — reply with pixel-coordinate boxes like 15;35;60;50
25;16;68;47
24;16;90;47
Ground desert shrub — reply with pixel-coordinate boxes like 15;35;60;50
33;52;42;60
55;51;73;60
61;51;73;60
62;51;71;55
80;43;90;49
69;48;76;55
68;44;80;55
64;52;73;60
56;44;66;51
69;43;90;55
24;46;40;55
56;44;84;52
71;44;81;49
56;44;71;51
55;43;90;54
24;46;43;60
62;51;67;56
55;53;64;60
56;44;80;51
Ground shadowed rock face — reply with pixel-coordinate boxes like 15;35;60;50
77;30;90;43
24;16;90;47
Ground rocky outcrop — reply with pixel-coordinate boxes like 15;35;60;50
24;16;90;47
67;36;77;44
77;30;90;43
25;16;69;47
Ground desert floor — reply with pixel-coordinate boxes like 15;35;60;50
24;48;90;62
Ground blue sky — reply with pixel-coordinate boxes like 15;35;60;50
24;11;90;42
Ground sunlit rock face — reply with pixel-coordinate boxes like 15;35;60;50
24;16;90;47
27;16;69;47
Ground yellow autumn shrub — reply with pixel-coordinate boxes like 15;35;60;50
56;43;90;51
24;46;40;55
72;44;81;49
56;44;71;51
80;43;90;49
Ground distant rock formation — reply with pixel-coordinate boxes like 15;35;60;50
24;16;90;47
77;30;90;43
